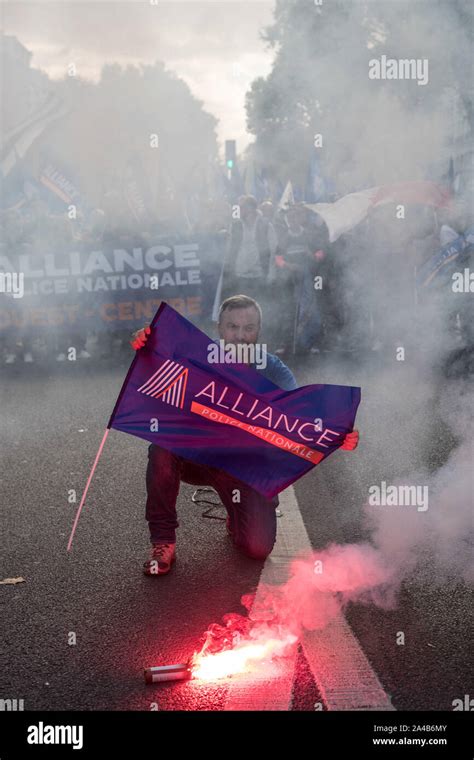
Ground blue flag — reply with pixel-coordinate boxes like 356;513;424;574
305;149;327;203
108;303;361;498
416;226;474;289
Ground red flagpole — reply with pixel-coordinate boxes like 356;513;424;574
67;427;110;552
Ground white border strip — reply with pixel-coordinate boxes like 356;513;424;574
223;485;394;711
223;487;301;710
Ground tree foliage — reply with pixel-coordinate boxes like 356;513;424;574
245;0;473;193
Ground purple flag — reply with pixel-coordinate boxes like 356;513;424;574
108;303;361;498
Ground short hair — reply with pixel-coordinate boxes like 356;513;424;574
238;195;258;211
218;294;262;325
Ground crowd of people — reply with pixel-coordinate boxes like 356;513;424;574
0;188;472;366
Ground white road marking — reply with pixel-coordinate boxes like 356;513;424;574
223;487;300;711
223;485;394;711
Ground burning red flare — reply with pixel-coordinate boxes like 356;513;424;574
190;544;393;682
191;633;297;681
189;601;298;681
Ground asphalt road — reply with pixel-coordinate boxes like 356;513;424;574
1;345;472;711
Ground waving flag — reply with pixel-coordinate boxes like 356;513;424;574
39;157;83;212
305;148;327;203
67;302;360;550
416;225;474;289
107;303;360;499
1;93;70;178
278;181;294;210
306;181;452;243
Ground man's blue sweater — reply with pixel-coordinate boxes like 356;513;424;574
252;353;297;391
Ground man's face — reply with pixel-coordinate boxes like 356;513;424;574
218;306;260;345
240;201;257;223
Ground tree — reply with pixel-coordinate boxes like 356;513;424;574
37;59;219;222
245;0;473;194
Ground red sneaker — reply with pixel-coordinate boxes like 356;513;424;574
143;543;176;576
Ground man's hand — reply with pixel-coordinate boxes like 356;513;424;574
341;429;359;451
130;326;151;350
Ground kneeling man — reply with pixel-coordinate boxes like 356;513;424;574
130;295;358;575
